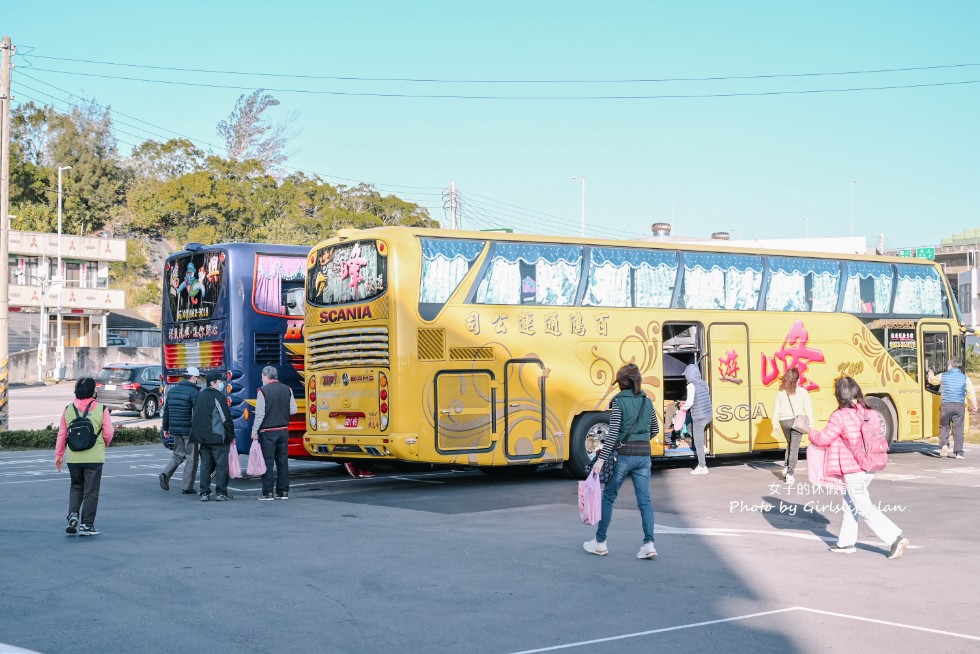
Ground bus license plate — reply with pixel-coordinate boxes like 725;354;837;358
344;416;359;428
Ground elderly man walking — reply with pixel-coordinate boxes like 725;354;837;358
159;366;201;494
928;356;977;460
252;366;297;501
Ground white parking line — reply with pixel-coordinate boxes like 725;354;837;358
507;607;800;653
506;605;980;653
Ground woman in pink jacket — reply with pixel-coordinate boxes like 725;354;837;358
808;376;909;559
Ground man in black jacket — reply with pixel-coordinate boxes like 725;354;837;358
190;371;235;501
159;366;201;494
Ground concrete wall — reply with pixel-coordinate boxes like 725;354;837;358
9;347;161;385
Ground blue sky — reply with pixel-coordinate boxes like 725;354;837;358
4;1;979;247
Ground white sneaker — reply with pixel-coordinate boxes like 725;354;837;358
785;474;795;485
940;444;948;458
583;539;608;556
636;542;658;559
691;466;709;475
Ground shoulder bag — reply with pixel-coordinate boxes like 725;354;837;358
789;393;810;434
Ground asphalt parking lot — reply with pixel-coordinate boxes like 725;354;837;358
1;442;978;653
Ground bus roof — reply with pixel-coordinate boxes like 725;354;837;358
322;226;939;268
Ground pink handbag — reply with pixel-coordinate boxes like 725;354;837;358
578;472;602;525
806;444;844;491
228;445;242;479
247;440;267;476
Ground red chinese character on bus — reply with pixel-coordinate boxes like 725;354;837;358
760;320;824;391
718;350;742;384
340;243;368;300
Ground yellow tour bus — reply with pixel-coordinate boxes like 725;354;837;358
300;226;962;478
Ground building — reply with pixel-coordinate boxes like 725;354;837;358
641;222;870;254
6;229;126;358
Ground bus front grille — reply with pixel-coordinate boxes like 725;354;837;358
308;327;389;368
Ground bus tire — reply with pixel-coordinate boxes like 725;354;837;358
565;412;610;480
866;396;898;448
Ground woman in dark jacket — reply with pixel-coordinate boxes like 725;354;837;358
584;364;661;560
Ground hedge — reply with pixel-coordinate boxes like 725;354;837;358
0;426;162;451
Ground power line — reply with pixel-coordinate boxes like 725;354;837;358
19;52;980;84
20;66;980;99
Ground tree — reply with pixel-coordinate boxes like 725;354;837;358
216;90;296;173
128;138;205;181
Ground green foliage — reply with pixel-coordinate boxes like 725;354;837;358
966;348;980;374
0;427;162;451
7;93;437;288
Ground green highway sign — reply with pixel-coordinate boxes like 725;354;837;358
915;247;936;260
897;249;912;257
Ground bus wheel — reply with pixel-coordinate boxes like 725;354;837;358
566;412;610;480
866;396;898;448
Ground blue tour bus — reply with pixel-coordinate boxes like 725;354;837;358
161;242;310;457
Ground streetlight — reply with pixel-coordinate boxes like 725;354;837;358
849;179;857;237
14;271;64;384
571;176;586;237
56;164;71;379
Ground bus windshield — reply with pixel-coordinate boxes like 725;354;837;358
166;251;225;323
307;240;387;306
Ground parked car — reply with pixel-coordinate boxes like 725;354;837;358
106;336;131;346
95;364;163;418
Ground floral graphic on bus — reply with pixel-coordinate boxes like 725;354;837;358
760;319;824;391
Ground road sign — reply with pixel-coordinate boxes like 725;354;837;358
897;249;912;257
915;247;936;260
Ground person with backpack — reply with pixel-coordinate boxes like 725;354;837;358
583;364;661;560
159;366;202;494
680;364;712;475
926;357;977;460
54;377;115;537
807;376;909;559
190;371;236;501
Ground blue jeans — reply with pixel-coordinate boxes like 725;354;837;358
595;454;655;544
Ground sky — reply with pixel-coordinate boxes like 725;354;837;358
3;1;980;248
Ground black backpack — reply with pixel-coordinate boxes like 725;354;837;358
66;402;102;452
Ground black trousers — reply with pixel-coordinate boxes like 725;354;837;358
259;428;290;496
199;443;230;496
68;464;103;526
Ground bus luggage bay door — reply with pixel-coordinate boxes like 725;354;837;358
503;358;547;461
434;370;496;455
707;323;753;455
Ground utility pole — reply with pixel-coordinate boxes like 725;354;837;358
443;181;459;230
0;35;13;430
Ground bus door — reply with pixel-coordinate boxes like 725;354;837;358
502;358;547;461
707;323;753;454
919;323;952;438
434;370;496;455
